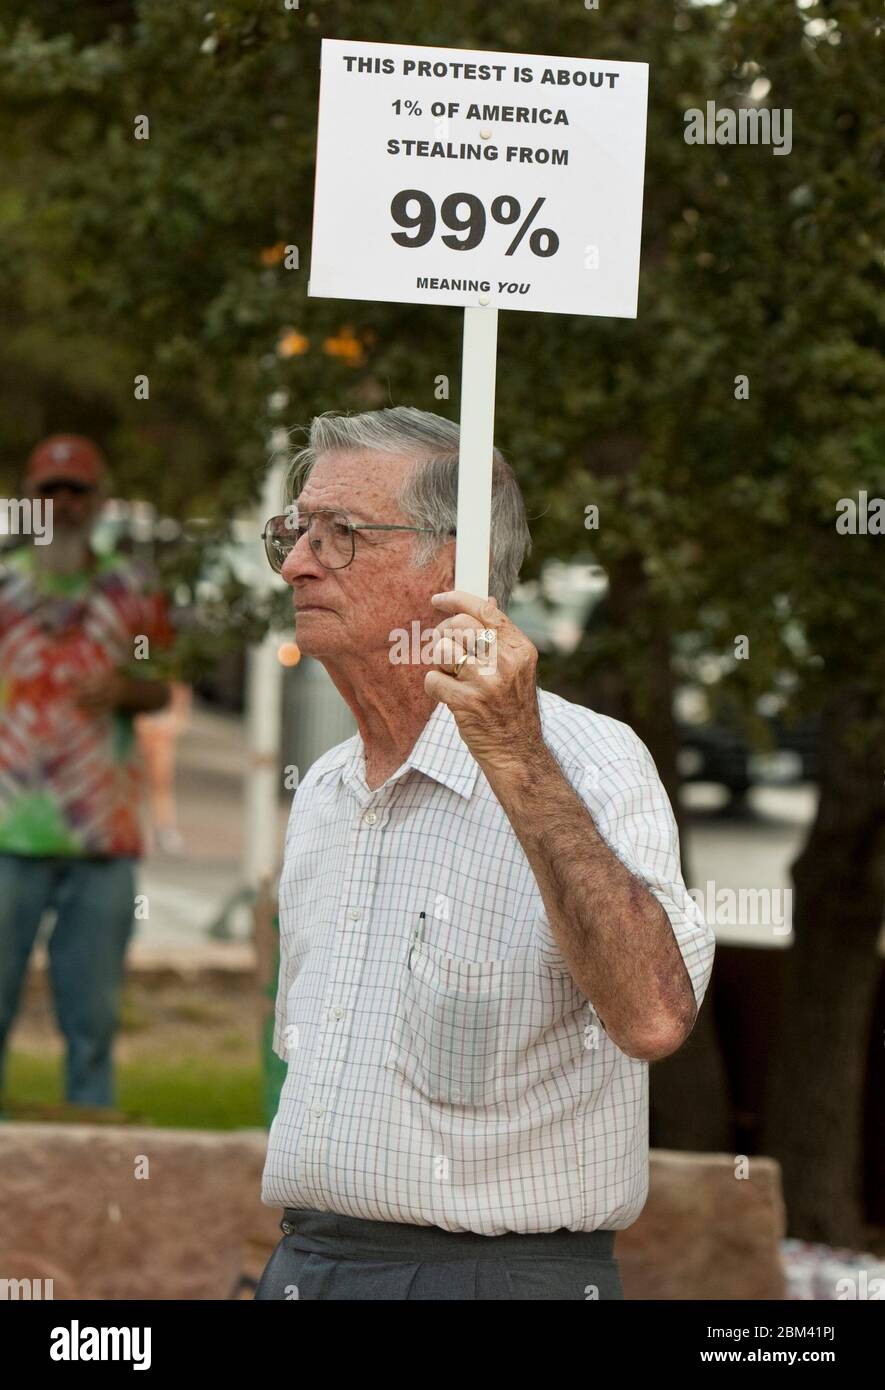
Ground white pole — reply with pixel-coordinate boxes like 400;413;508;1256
455;306;499;599
244;456;287;891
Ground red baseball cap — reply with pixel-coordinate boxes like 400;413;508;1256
25;434;107;489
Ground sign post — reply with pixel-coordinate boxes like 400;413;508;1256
309;39;648;600
455;306;498;596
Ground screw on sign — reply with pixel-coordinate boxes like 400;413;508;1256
390;192;560;256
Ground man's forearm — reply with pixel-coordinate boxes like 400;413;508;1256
482;740;697;1061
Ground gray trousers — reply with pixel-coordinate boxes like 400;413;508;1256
254;1207;624;1300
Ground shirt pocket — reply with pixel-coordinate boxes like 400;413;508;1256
385;940;527;1107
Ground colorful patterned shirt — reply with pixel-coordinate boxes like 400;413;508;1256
0;545;173;858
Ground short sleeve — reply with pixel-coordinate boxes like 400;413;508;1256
139;587;175;656
116;560;176;677
591;748;715;1011
536;730;715;1013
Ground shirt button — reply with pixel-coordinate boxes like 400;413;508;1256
311;1105;325;1118
348;908;361;920
363;810;378;825
328;1006;344;1021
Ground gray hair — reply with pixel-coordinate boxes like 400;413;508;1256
284;406;531;608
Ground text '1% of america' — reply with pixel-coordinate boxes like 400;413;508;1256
390;192;560;256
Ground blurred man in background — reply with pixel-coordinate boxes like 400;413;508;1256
0;435;173;1109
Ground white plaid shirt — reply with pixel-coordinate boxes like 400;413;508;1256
261;688;715;1235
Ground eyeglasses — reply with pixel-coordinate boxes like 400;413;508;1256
262;509;455;573
36;480;95;498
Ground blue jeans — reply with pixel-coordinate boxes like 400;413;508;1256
0;854;136;1107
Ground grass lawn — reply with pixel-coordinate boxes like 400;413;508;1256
4;1050;265;1129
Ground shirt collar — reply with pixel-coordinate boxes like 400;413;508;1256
314;699;480;801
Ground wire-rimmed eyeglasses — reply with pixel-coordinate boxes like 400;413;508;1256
261;509;455;573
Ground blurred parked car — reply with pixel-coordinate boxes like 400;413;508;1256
675;684;819;801
511;560;819;799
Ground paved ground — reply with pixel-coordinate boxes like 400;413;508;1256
683;782;812;949
133;703;288;949
127;700;841;955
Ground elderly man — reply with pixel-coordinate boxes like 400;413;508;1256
0;435;172;1109
256;406;714;1301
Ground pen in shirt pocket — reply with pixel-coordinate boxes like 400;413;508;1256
408;911;427;970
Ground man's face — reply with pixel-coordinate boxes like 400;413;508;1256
28;480;101;534
280;449;454;663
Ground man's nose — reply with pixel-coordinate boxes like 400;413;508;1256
280;528;324;584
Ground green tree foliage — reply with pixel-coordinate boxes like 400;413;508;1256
1;0;881;708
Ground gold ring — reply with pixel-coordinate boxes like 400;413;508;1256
452;653;470;679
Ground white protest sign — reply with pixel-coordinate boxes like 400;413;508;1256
309;39;648;318
308;39;649;600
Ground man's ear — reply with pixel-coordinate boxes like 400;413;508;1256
445;562;455;589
